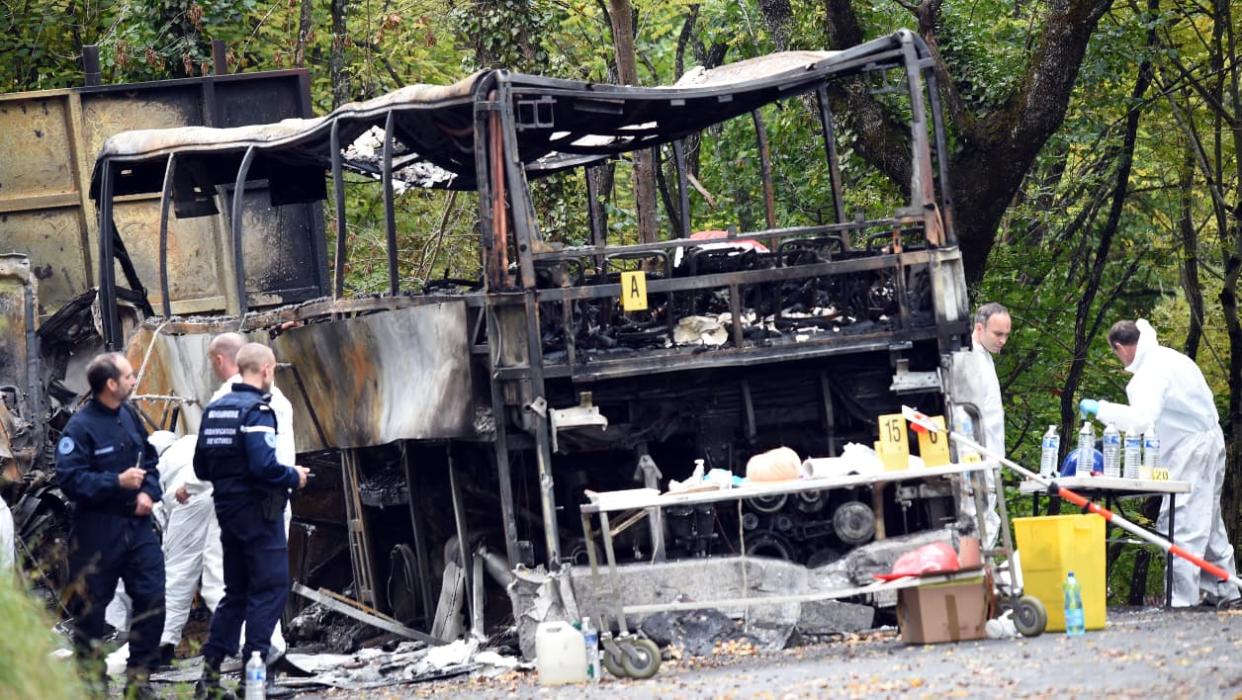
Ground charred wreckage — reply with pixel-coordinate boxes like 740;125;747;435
1;31;979;652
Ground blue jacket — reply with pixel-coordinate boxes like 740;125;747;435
55;399;161;515
193;383;298;510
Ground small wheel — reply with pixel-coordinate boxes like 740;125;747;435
619;638;661;680
1013;595;1047;637
602;643;628;678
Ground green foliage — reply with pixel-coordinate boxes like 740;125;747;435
0;575;83;699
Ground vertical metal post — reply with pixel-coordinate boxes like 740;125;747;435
331;120;348;298
400;444;436;625
815;86;846;225
82;45;101;86
231;146;257;316
819;373;837;456
585;166;605;274
488;104;510;290
341;449;379;608
382;111;400;294
672;140;692;237
497;80;560;565
471;76;521;567
157;154;176;317
751;110;776;230
446;445;474;626
471;79;498;290
900;35;940;245
925;73;957;244
97;161;119;349
212;40;228;75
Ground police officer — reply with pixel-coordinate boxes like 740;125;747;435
193;343;308;699
56;352;164;699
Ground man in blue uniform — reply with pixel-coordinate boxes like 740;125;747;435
56;352;164;699
193;343;308;699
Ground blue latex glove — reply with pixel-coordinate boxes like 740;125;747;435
1079;398;1100;419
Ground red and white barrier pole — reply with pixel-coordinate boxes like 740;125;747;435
901;406;1242;593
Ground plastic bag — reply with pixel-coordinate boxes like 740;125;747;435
874;541;960;581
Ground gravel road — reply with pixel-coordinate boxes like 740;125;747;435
286;606;1242;699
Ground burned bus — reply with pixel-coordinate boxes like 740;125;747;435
81;29;974;640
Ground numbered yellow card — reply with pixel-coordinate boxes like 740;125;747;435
877;413;910;471
620;270;648;311
1152;468;1170;481
916;415;951;467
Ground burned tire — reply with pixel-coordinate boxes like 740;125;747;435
603;644;628;678
619;638;661;680
1013;595;1047;637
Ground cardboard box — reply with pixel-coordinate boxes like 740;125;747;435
897;575;988;644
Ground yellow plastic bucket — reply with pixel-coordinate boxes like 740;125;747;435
1013;514;1107;631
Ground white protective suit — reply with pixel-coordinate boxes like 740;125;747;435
0;492;15;573
949;342;1004;550
106;432;207;673
1096;319;1238;607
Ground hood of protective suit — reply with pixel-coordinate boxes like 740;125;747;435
148;430;178;456
1124;319;1159;374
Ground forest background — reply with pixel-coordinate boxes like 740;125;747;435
1;0;1239;601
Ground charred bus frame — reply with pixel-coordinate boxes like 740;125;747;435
91;30;969;592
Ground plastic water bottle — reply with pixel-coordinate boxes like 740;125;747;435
1123;430;1142;479
1063;571;1085;636
1076;422;1095;477
1101;424;1121;478
582;617;601;684
1141;425;1159;480
245;651;266;700
1039;425;1060;478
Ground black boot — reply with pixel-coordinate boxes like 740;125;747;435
157;643;176;669
123;668;158;700
194;655;237;700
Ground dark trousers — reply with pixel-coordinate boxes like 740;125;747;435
202;502;289;664
66;512;166;673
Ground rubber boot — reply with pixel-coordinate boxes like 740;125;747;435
194;654;237;700
122;668;158;700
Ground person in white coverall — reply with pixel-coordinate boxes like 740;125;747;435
951;302;1011;550
105;430;207;671
1081;319;1240;608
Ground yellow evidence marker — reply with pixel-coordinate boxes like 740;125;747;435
916;415;951;467
876;413;910;471
621;270;648;312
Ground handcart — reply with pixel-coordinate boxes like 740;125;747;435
579;436;1048;680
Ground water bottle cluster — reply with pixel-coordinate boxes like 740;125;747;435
1038;422;1160;479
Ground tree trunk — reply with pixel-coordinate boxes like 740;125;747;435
812;0;1114;283
331;0;350;108
1058;2;1155;448
295;0;314;67
1178;139;1203;359
1213;0;1242;551
606;0;659;243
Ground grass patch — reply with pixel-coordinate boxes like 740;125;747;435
0;573;85;698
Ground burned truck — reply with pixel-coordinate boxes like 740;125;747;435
0;54;323;597
49;29;971;638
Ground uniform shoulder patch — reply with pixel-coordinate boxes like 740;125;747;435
57;436;75;455
264;432;278;448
